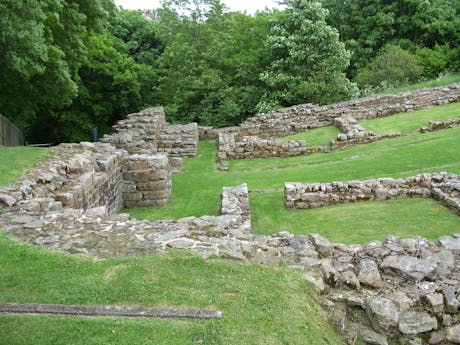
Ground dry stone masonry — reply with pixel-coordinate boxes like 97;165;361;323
2;93;460;344
420;118;460;133
102;107;198;158
217;133;306;161
208;83;460;161
158;123;199;157
122;154;171;208
2;154;459;344
285;173;460;215
239;82;460;138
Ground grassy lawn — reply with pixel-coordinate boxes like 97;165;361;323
0;146;52;187
380;73;460;95
278;125;340;146
361;102;460;134
251;195;460;243
0;233;341;345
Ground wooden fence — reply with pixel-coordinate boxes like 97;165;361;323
0;114;23;146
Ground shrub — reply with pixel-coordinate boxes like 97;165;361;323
416;45;452;79
356;44;423;90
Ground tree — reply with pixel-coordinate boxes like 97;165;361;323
0;0;116;143
154;1;273;127
110;9;164;65
257;0;357;112
356;44;424;89
321;0;460;78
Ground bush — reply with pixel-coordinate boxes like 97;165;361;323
356;44;423;90
416;45;452;79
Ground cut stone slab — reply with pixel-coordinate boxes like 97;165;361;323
398;311;437;335
380;255;439;281
308;233;333;257
424;293;444;313
0;302;222;319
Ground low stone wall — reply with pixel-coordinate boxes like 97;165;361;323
420;118;460;133
158;123;199;157
239;82;460;138
285;173;460;214
334;115;372;140
217;133;306;161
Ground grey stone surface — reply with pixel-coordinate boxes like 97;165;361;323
366;297;399;333
380;255;439;281
447;324;460;343
358;259;383;288
398;311;438;335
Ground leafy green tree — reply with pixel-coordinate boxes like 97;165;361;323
257;0;357;111
356;44;424;90
0;0;115;143
110;9;164;65
155;0;272;127
321;0;460;78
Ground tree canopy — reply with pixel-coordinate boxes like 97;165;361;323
1;0;459;143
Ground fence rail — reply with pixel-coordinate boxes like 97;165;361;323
0;114;23;146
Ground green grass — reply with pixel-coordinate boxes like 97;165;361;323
0;233;341;345
251;194;460;243
380;73;460;94
0;146;52;187
278;125;340;146
361;102;460;134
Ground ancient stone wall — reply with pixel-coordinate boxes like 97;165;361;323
102;108;165;154
1;169;460;344
217;133;306;160
102;107;198;159
239;82;460;138
0;142;172;213
285;173;460;214
122;154;171;208
198;125;241;140
158;123;199;157
420;118;460;133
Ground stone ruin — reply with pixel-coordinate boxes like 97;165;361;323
102;107;199;158
212;83;460;162
1;148;460;343
217;133;306;160
238;82;460;138
1;92;460;343
420;118;460;133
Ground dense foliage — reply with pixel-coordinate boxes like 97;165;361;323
1;0;459;143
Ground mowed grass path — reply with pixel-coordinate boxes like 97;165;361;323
130;103;460;242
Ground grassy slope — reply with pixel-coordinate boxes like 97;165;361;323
0;234;340;345
0;146;52;187
361;102;460;134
